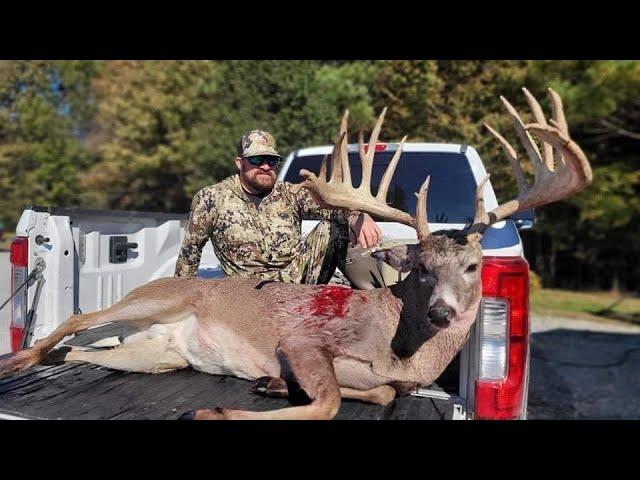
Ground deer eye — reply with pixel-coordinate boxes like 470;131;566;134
465;264;479;273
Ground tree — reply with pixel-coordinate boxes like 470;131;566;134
521;61;640;290
0;60;97;229
187;60;376;195
82;60;221;212
85;60;378;211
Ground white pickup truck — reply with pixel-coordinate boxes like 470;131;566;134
1;142;532;420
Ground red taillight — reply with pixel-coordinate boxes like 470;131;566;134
475;256;529;420
362;143;388;153
10;237;28;267
10;327;23;353
10;237;29;352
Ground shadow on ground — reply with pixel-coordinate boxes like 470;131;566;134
528;329;640;419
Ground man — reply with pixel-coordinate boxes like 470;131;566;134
174;130;382;284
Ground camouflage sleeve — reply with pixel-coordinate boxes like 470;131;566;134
174;189;215;277
293;185;352;224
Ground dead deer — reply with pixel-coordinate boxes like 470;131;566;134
0;88;592;420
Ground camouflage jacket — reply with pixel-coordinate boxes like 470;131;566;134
174;174;349;281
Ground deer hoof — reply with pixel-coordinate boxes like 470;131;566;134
0;350;39;379
178;410;197;420
178;408;226;420
251;376;288;397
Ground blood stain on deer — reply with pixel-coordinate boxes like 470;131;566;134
309;286;353;318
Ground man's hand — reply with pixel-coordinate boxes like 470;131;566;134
348;213;383;249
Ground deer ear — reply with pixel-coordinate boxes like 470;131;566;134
371;244;418;273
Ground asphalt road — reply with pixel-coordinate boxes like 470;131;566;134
1;251;639;419
528;314;640;419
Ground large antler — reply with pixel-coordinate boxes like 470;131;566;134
472;87;593;230
291;109;433;245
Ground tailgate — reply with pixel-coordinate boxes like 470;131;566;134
17;207;221;346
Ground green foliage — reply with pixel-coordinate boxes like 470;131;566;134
529;269;542;296
82;60;221;212
1;59;638;290
0;60;97;229
369;60;442;141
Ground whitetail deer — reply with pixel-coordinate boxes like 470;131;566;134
0;88;592;420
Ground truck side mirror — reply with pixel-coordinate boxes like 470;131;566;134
510;209;535;231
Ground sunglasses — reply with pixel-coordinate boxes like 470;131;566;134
245;155;281;167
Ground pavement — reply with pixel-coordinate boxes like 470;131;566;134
528;313;640;419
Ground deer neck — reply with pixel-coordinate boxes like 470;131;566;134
363;283;481;386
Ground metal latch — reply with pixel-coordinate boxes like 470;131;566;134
109;236;138;264
0;257;46;312
22;257;47;349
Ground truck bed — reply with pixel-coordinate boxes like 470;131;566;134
0;327;455;420
0;361;454;420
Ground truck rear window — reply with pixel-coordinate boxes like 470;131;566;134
284;151;477;223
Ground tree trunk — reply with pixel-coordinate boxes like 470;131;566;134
535;232;545;283
549;240;557;288
611;271;621;294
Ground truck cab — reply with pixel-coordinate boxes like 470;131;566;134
2;142;530;420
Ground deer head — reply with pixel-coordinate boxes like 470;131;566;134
293;88;592;333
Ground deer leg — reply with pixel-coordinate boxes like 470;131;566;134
182;338;341;420
252;376;396;406
64;334;189;374
0;295;194;379
339;386;396;406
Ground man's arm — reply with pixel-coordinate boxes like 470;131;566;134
174;189;215;277
293;186;382;249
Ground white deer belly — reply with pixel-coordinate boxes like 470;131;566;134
173;315;279;380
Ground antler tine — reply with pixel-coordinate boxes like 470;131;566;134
472;175;491;228
329;129;347;184
339;110;351;187
359;108;387;193
548;88;568;135
358;130;366;162
376;135;407;203
318;154;328;182
414;176;431;246
500;96;547;180
484;123;528;193
522;87;554;171
547;87;569;170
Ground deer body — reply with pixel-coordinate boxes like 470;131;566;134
65;265;479;391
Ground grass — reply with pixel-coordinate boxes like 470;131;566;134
531;288;640;324
0;232;14;251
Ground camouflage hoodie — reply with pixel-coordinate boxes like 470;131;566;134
174;174;349;281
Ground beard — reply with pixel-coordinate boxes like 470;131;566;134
239;166;277;194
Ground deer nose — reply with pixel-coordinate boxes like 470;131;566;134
428;303;454;327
